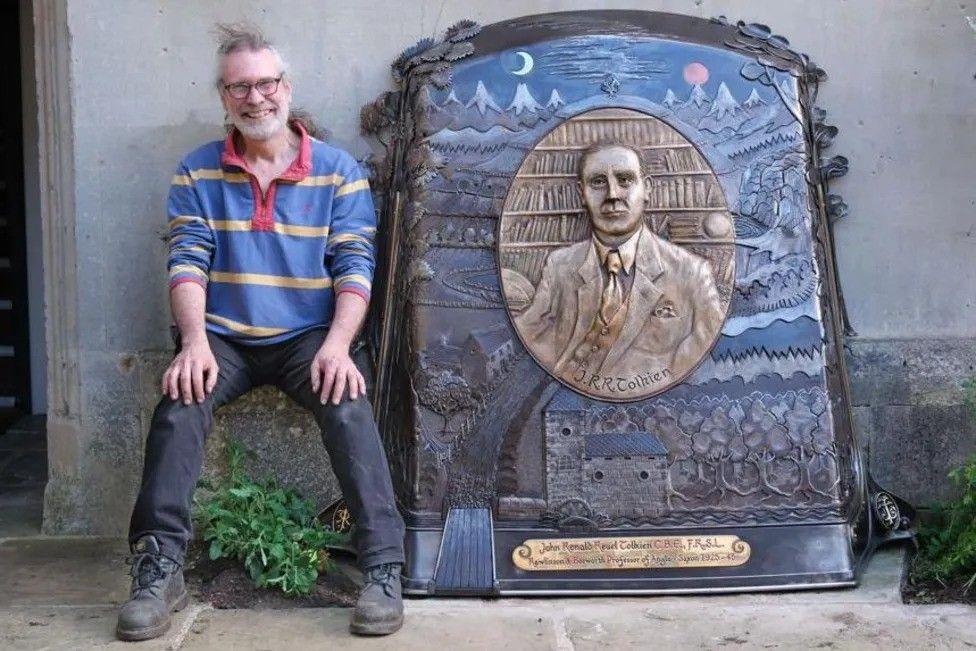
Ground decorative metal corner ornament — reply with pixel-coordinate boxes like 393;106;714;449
873;492;901;531
363;10;913;596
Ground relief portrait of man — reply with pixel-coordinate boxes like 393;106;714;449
503;128;732;401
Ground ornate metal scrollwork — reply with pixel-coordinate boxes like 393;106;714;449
813;108;839;150
819;155;850;182
826;194;850;222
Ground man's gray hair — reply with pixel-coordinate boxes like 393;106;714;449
213;22;289;89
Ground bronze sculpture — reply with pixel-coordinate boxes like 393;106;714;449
360;11;913;596
506;129;729;400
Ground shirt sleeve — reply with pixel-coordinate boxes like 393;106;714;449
326;156;377;303
166;162;215;290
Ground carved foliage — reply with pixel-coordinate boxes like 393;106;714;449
718;13;852;333
554;389;843;514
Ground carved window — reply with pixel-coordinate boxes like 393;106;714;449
556;455;575;471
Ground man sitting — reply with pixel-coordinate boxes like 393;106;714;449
117;24;404;640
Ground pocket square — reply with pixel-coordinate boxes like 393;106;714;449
653;299;679;318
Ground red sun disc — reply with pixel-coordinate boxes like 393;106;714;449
683;62;709;85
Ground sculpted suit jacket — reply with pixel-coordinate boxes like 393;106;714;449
515;226;725;381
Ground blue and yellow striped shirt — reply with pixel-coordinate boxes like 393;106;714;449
166;121;376;345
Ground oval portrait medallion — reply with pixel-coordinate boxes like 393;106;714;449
499;108;734;402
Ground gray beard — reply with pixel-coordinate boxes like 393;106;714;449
231;109;288;141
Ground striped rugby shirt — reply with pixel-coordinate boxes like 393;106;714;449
166;121;376;345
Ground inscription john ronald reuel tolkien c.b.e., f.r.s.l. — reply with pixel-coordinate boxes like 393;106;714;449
501;109;734;401
512;535;751;571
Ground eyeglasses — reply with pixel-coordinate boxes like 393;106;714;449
222;76;283;100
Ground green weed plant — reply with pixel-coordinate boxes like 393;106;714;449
915;454;976;593
194;442;347;596
913;378;976;594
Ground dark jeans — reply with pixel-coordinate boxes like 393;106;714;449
128;328;405;569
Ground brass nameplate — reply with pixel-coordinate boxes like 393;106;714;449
512;535;751;571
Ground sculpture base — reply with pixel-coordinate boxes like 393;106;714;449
403;519;871;596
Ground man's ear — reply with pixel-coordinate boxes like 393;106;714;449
643;175;652;206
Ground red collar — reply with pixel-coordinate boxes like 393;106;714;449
220;119;312;182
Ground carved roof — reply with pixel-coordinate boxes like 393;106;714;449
584;432;667;458
466;325;512;354
545;389;591;413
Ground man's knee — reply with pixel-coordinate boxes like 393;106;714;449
314;396;373;433
149;396;212;440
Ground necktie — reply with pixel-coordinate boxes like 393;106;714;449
600;250;624;325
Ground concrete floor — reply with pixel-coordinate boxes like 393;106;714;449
0;538;973;650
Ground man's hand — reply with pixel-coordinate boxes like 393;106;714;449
161;337;219;405
310;338;366;405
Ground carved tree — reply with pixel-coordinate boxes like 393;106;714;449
737;149;808;240
739;398;794;499
724;402;760;497
418;369;478;433
692;405;742;500
646;405;695;508
806;391;840;496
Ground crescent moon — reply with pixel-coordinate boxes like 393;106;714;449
512;51;534;76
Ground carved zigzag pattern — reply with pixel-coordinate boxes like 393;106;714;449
711;344;820;364
727;131;798;160
429;142;509;156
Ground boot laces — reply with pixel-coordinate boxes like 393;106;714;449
364;563;400;598
127;552;167;595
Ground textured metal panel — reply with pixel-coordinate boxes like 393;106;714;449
433;508;496;594
367;9;915;596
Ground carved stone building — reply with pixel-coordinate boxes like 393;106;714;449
544;393;669;519
461;324;515;389
581;434;669;519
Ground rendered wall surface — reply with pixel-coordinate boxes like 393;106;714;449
42;0;975;534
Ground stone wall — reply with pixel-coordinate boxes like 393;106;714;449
41;348;344;535
545;411;584;508
582;456;668;519
848;338;976;507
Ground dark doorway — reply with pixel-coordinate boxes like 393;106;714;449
0;0;30;426
0;0;45;538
